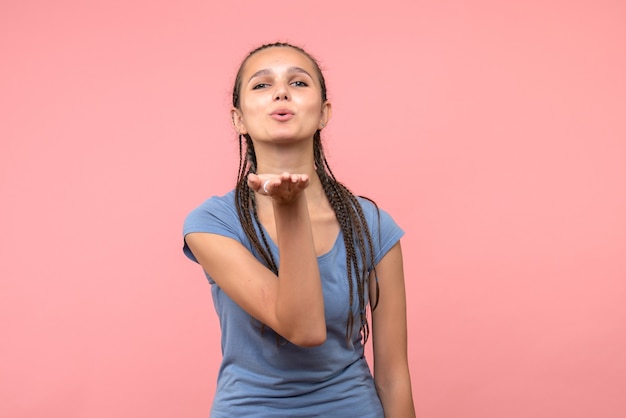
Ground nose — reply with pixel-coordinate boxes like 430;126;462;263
273;81;290;101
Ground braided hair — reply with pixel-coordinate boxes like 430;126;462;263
232;42;379;344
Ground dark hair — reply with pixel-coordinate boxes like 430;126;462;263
232;42;379;345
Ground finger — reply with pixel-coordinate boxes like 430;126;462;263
292;174;306;183
247;173;260;189
262;178;272;194
294;174;307;185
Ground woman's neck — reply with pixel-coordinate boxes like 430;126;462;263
253;141;327;209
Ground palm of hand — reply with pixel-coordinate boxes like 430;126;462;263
248;172;310;204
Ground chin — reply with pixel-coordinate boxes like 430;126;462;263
266;130;315;143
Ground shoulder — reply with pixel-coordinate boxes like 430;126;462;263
182;190;243;263
355;196;399;231
183;190;238;235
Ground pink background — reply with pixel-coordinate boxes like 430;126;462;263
2;0;625;417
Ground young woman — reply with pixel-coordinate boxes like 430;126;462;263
183;42;415;417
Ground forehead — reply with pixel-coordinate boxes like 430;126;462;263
241;47;318;80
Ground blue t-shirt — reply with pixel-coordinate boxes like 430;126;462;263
183;190;404;417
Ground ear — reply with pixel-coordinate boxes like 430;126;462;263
231;108;247;135
319;101;332;130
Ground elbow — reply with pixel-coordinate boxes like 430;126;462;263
287;327;327;348
274;303;327;347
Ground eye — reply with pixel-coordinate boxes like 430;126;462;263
291;80;308;87
252;83;270;90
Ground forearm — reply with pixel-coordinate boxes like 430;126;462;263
376;370;416;418
273;194;325;346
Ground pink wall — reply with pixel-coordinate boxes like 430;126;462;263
2;1;625;417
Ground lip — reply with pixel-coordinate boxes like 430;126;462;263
270;109;295;121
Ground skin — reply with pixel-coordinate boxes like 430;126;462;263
185;46;415;417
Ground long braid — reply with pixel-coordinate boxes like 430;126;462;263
318;171;356;340
314;134;378;344
318;140;381;312
235;134;278;274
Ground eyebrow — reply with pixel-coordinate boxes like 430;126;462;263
248;66;313;83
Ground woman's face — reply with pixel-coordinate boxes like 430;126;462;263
232;47;331;144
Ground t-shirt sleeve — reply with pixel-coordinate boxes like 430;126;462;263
182;194;240;264
363;200;405;266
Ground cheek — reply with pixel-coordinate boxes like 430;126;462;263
240;97;267;117
297;97;324;113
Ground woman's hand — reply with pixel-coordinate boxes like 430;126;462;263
248;172;310;204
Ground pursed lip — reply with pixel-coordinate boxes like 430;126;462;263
270;108;295;121
270;108;295;116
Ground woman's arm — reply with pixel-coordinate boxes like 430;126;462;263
185;173;326;347
371;242;416;417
